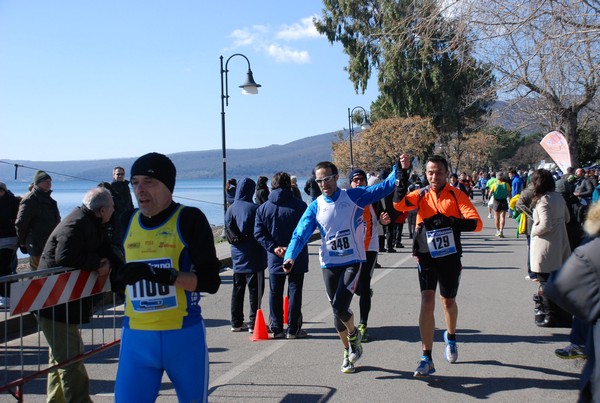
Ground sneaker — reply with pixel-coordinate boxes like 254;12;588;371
248;327;254;334
444;330;458;363
347;330;363;363
231;323;249;332
386;248;397;253
286;329;308;339
358;323;369;343
414;356;436;377
487;214;492;219
341;349;355;373
272;332;286;339
498;232;505;238
0;297;9;310
555;344;586;359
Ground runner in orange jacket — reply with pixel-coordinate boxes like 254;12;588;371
392;154;482;377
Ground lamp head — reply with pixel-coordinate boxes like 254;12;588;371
240;69;261;95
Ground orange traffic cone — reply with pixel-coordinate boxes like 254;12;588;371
283;295;289;325
251;309;269;341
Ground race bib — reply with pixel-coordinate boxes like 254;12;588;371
426;227;457;258
326;230;354;257
127;279;177;312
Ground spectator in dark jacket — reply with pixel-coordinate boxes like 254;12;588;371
0;182;20;306
110;166;134;214
546;201;600;403
15;171;61;270
226;178;237;207
255;172;308;339
303;172;322;201
255;176;270;205
37;187;122;403
226;177;267;332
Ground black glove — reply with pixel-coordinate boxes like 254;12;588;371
115;262;178;286
423;214;455;230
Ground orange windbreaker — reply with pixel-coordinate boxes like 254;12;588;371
393;185;483;232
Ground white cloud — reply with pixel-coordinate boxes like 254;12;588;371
266;44;310;63
226;17;319;64
276;16;320;41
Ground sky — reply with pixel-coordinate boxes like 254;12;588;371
0;1;380;162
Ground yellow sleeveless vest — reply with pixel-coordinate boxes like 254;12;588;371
124;205;191;330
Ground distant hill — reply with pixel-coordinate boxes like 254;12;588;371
0;131;341;183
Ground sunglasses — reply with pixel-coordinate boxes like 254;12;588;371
315;175;336;184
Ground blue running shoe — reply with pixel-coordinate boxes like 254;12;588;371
414;356;436;377
444;330;458;363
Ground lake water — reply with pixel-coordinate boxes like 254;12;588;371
4;178;310;227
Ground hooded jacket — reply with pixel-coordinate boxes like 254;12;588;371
225;177;266;273
254;187;308;274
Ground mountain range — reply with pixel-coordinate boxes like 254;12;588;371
0;131;341;183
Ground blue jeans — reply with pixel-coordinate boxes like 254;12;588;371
268;271;305;335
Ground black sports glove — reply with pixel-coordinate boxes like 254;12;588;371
423;214;455;230
115;262;178;286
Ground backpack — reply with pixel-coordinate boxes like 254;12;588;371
492;183;508;200
224;210;247;245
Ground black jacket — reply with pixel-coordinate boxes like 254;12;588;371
38;206;123;324
546;237;600;402
0;190;19;239
15;188;61;256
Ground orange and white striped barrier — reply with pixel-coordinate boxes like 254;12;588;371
9;270;110;316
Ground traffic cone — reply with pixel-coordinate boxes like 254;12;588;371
251;308;269;341
283;295;289;325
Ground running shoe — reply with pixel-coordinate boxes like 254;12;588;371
444;330;458;363
231;323;249;332
555;344;586;359
286;329;308;339
347;330;363;363
0;297;9;310
358;323;369;343
341;349;355;373
498;232;505;238
272;332;286;339
414;356;436;377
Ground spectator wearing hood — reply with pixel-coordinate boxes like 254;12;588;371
226;177;267;332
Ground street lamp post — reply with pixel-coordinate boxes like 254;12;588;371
347;106;371;170
220;54;261;214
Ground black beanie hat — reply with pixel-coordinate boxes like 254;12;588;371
130;152;176;193
349;168;367;182
34;170;51;185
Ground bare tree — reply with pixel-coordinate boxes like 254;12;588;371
453;0;600;166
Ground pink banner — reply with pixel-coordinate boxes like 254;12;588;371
540;131;571;173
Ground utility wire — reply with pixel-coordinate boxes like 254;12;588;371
0;159;224;207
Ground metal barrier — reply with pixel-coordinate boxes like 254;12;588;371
0;267;122;402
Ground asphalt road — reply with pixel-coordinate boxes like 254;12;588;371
5;201;583;402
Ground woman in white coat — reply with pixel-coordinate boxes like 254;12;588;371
529;168;572;327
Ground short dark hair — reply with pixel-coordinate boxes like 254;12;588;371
426;155;449;172
314;161;338;176
271;172;291;190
